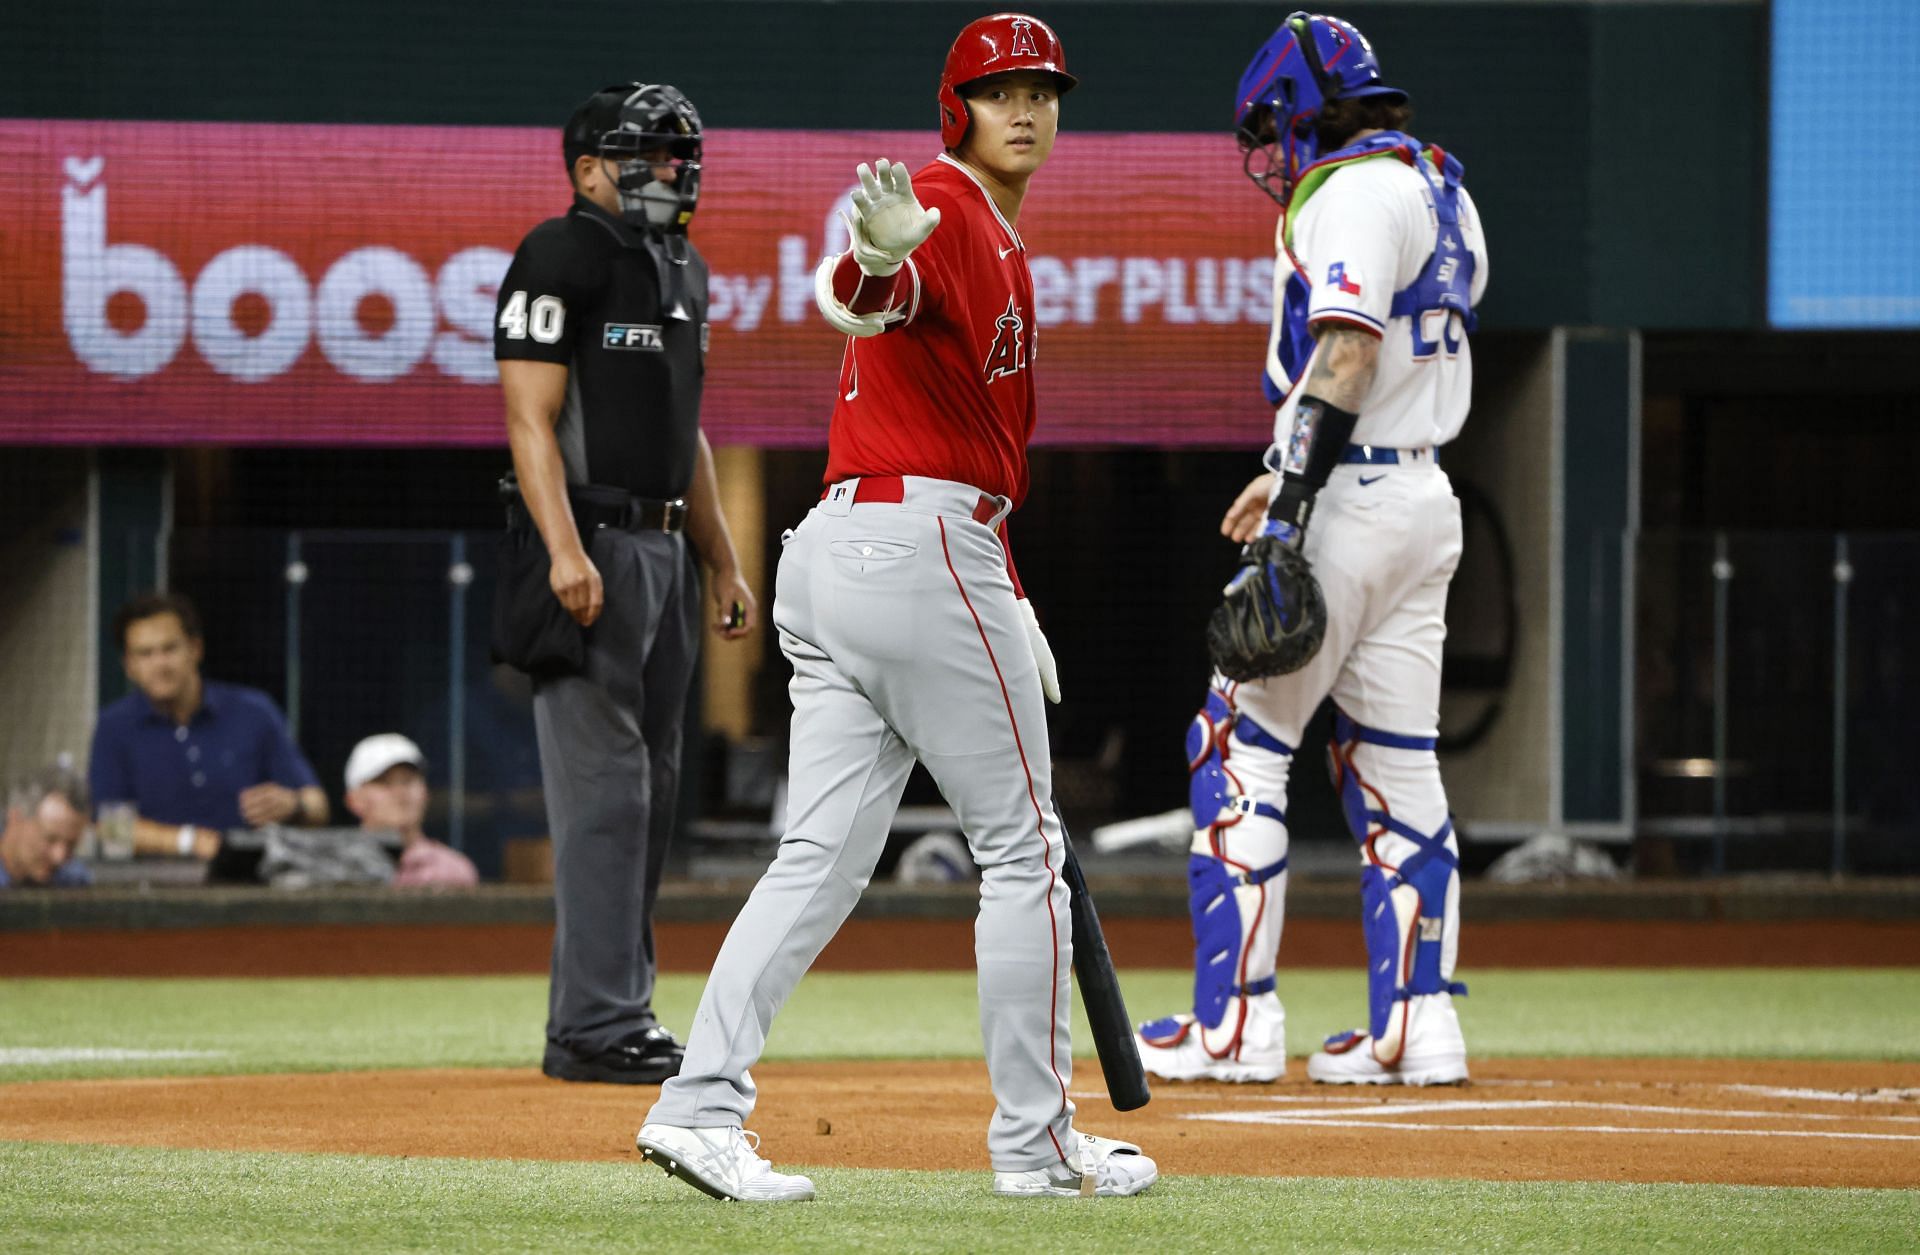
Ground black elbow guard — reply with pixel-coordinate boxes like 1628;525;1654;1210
1268;395;1361;529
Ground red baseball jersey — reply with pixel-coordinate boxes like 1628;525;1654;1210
822;154;1039;506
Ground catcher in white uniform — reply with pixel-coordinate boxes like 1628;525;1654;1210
1135;10;1489;1086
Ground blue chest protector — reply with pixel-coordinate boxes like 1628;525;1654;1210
1262;132;1477;404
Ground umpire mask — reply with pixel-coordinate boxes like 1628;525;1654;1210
566;83;704;232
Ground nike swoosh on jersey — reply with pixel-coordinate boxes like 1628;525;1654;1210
998;244;1016;259
1358;474;1386;486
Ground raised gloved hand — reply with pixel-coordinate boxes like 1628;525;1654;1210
1017;597;1061;704
1205;521;1327;681
845;159;941;276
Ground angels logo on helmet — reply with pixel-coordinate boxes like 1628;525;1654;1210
1009;17;1040;58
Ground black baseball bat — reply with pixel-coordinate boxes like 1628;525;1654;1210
1055;805;1151;1112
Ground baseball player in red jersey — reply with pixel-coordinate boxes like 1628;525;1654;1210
638;13;1157;1202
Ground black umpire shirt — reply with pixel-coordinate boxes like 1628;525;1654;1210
493;196;709;501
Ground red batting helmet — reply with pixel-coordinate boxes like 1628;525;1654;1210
937;12;1077;150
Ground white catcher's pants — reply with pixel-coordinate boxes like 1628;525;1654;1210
1236;455;1463;740
1204;456;1465;1042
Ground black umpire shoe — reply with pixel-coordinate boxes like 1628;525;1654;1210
541;1025;685;1084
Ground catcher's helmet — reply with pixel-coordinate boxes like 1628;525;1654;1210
938;12;1077;151
564;83;704;231
1234;11;1403;202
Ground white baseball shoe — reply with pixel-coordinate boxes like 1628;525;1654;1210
993;1132;1158;1198
1135;994;1287;1083
636;1123;816;1202
1306;994;1468;1087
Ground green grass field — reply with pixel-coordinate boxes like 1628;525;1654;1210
4;967;1918;1251
4;1141;1914;1254
3;968;1917;1082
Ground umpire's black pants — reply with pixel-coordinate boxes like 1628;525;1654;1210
533;525;700;1056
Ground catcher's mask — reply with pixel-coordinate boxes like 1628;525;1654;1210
1233;11;1404;206
565;83;703;231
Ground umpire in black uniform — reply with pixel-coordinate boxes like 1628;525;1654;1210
493;83;757;1084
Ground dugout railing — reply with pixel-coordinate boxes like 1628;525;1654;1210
20;524;1920;880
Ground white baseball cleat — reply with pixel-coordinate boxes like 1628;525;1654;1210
1306;996;1469;1087
636;1123;816;1202
1135;994;1287;1083
993;1132;1158;1198
1305;1031;1467;1086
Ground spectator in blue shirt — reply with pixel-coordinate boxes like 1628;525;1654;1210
0;763;93;889
88;591;327;860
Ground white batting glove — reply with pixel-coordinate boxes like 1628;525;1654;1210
1017;598;1061;704
812;256;894;338
844;158;941;277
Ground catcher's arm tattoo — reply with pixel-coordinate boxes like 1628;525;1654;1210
1261;325;1379;535
1305;325;1380;412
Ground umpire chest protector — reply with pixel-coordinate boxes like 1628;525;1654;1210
494;196;709;500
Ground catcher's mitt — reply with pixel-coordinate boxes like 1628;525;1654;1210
1206;532;1328;681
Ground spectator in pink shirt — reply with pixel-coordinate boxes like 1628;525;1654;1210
343;734;479;888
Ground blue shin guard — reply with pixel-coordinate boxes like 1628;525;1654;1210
1176;687;1291;1033
1358;862;1407;1042
1188;689;1287;835
1330;710;1467;1052
1188;853;1285;1030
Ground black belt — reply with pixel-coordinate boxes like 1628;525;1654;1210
503;482;687;535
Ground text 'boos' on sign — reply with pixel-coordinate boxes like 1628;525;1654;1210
2;120;1275;447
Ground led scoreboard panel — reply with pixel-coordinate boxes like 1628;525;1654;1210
1770;0;1920;329
0;120;1284;447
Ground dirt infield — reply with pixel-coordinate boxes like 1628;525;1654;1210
10;916;1916;1190
10;916;1920;978
3;1058;1917;1188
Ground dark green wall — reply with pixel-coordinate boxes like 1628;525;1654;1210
1588;5;1763;328
1560;331;1635;826
94;450;169;707
3;1;1763;328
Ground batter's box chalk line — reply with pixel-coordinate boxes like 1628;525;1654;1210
1720;1084;1920;1104
1182;1112;1920;1142
1473;1077;1920;1106
1181;1096;1920;1141
1183;1098;1920;1124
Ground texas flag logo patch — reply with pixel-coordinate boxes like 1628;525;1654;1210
1327;262;1363;297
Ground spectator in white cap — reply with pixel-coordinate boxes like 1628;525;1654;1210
343;734;478;888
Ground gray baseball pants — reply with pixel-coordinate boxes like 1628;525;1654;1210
534;527;700;1057
648;475;1077;1171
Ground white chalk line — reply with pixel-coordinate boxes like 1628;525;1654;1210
1122;1078;1920;1108
1122;1083;1920;1141
1182;1112;1920;1142
1216;1098;1920;1125
1720;1084;1920;1104
1080;1087;1920;1122
0;1047;229;1066
1474;1078;1920;1105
